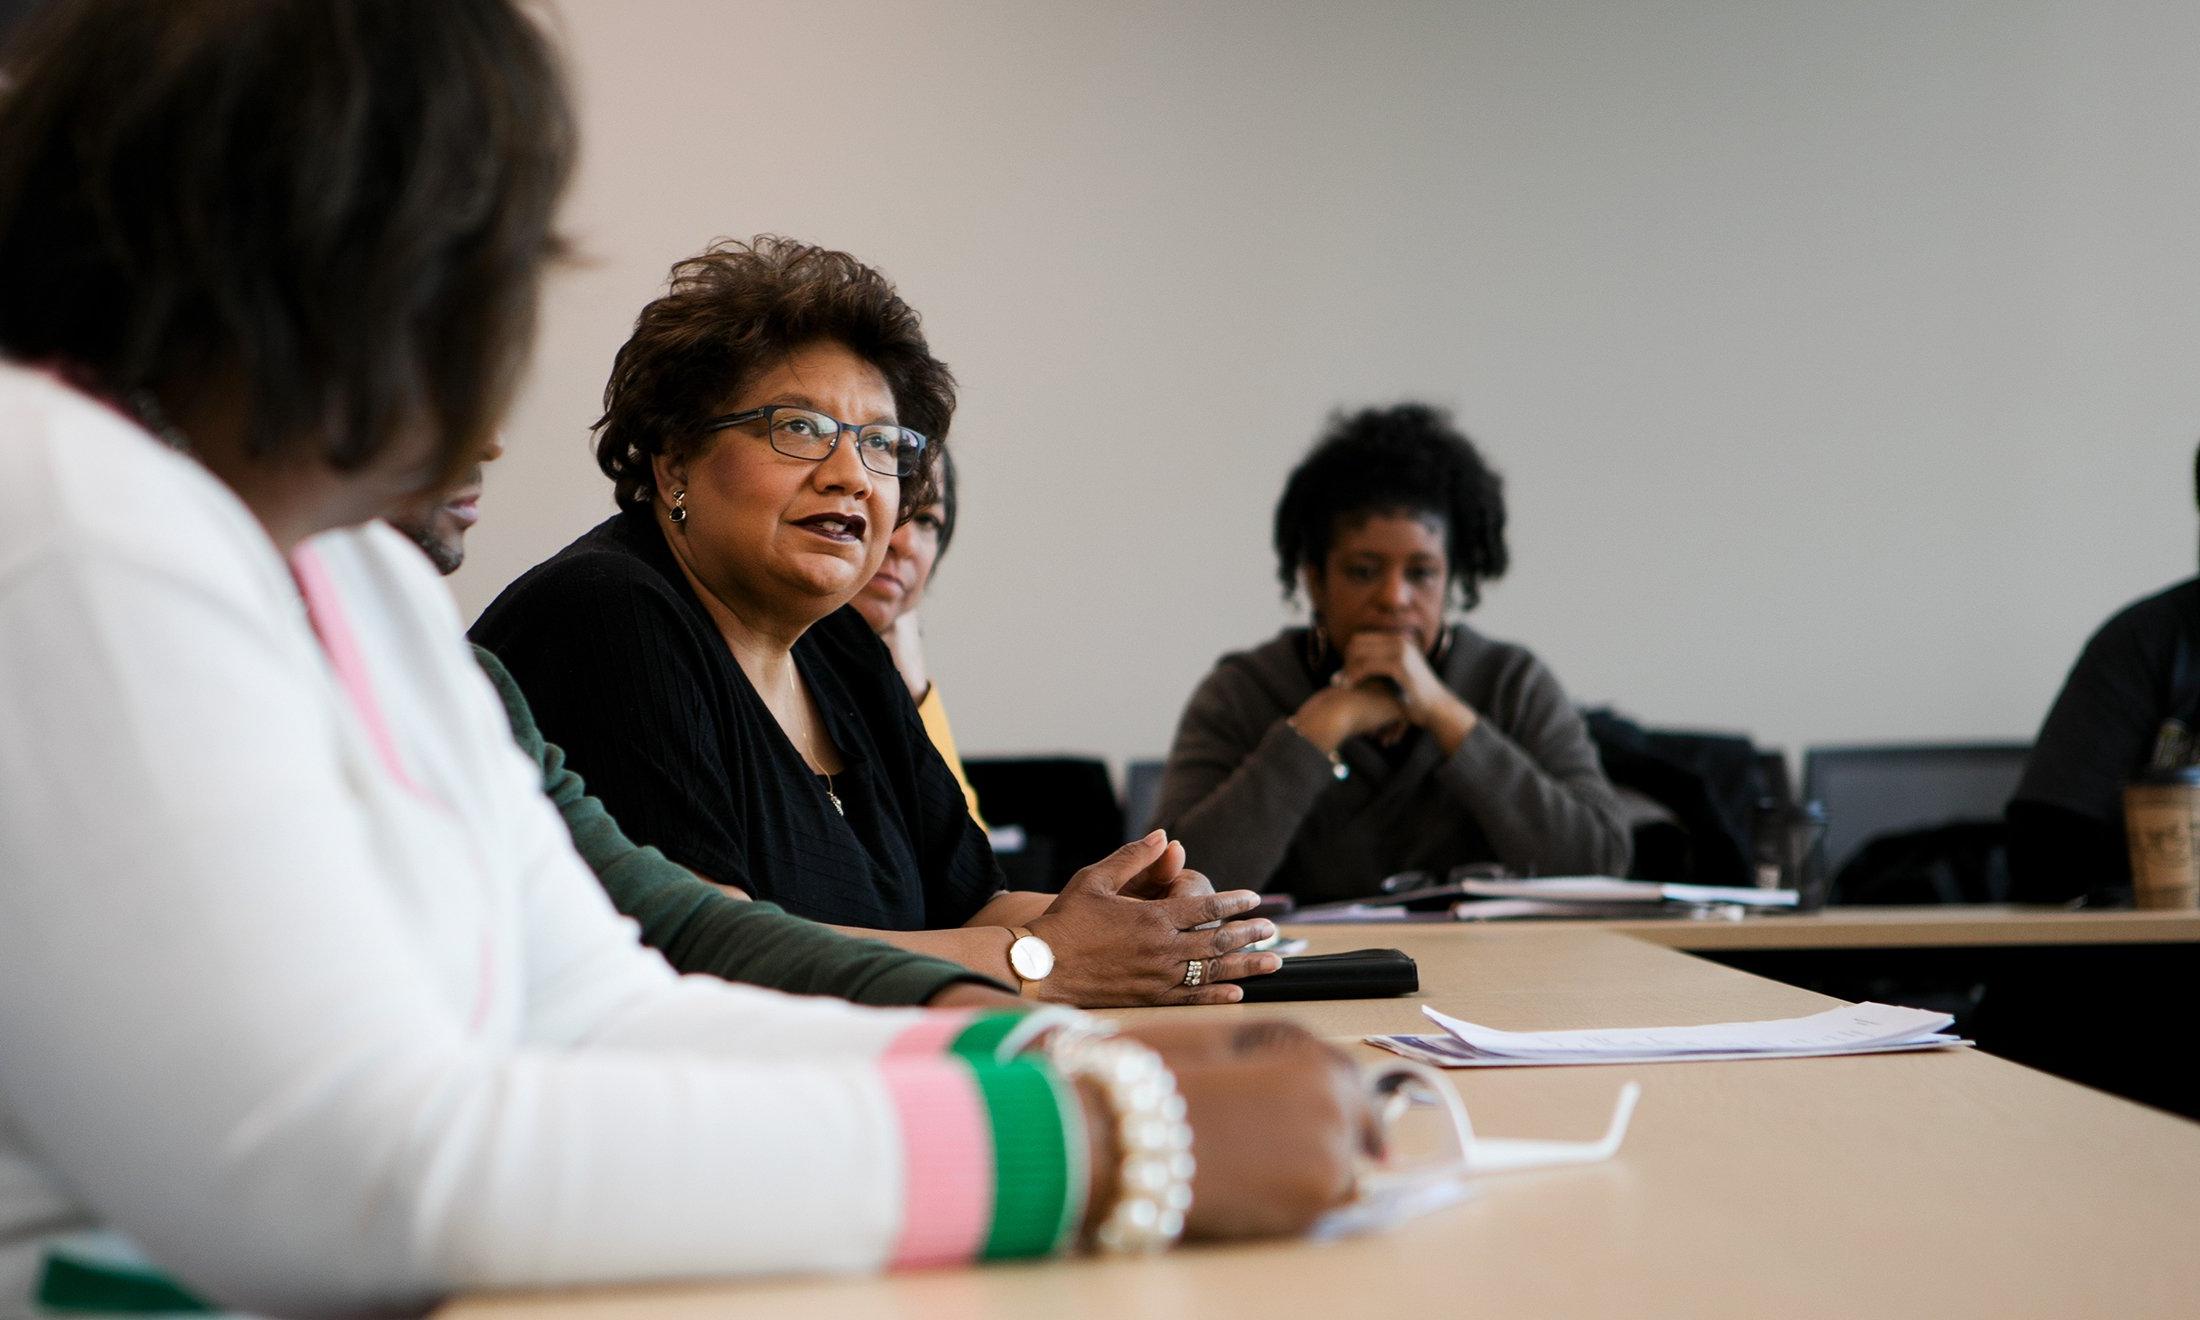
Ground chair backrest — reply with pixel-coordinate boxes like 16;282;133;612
1756;750;1795;813
1801;742;2032;880
1122;758;1167;842
1582;709;1772;886
962;756;1124;891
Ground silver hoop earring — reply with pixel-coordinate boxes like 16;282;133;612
668;487;688;526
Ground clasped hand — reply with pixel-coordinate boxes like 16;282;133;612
1025;832;1281;1007
1293;631;1476;755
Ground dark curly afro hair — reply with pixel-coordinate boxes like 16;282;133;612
1273;403;1509;611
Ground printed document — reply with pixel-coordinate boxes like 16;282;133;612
1370;1001;1969;1068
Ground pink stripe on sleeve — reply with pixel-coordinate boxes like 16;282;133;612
289;545;423;797
880;1060;994;1268
883;1011;977;1058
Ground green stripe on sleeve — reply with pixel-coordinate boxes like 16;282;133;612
947;1011;1025;1062
36;1250;216;1314
966;1058;1075;1259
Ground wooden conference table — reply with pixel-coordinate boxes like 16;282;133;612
443;914;2200;1320
1575;901;2200;952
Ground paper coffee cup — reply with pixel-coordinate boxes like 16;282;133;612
2123;769;2200;910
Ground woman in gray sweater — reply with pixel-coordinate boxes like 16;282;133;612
1153;404;1631;901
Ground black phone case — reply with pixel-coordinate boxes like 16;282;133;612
1234;948;1419;1003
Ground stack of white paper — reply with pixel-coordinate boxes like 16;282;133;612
1371;1001;1969;1068
1451;898;1699;921
1289;903;1426;924
1293;876;1798;925
1459;876;1800;909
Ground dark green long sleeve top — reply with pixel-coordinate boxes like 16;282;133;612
473;645;987;1006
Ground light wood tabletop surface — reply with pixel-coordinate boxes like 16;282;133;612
1471;903;2200;951
438;924;2200;1320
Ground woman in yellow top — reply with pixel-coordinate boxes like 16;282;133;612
852;448;985;825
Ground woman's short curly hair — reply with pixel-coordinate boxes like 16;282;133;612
1273;403;1509;611
594;236;956;520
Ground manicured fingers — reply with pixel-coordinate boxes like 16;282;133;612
1123;838;1187;891
1159;866;1216;899
1118;839;1191;900
1067;830;1171;894
1167;888;1262;930
1198;949;1282;983
1200;917;1276;958
1168;982;1249;1006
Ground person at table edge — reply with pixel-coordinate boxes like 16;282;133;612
2007;440;2200;903
1151;403;1631;901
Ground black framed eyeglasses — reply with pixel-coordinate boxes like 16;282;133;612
704;405;928;479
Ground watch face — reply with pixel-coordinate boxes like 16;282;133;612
1009;934;1055;982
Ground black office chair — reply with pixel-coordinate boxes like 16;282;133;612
1582;709;1777;886
1121;758;1167;842
1801;743;2032;904
962;756;1124;892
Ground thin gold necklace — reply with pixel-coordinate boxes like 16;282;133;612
783;670;843;816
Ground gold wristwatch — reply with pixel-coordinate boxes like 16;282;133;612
1007;925;1056;993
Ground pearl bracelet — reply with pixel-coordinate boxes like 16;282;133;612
1047;1033;1195;1254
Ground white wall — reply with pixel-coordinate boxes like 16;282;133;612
458;0;2200;778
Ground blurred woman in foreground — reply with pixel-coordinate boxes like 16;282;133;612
0;3;1363;1313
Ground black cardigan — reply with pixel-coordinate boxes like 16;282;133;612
469;511;1002;930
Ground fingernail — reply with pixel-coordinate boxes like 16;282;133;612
1254;921;1277;941
1143;829;1165;843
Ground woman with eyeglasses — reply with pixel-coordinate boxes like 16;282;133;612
1151;404;1631;901
472;238;1282;1007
